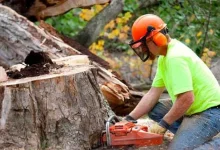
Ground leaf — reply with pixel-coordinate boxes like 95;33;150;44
121;25;130;33
79;9;95;21
111;29;120;37
122;12;132;23
119;33;127;41
94;4;104;13
116;18;123;24
189;14;195;22
104;20;115;30
207;51;216;57
196;38;201;44
209;29;214;35
196;31;202;37
98;40;105;46
203;48;209;53
185;38;190;44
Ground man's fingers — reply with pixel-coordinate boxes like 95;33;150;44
150;123;167;135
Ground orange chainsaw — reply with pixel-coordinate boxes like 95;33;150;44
101;115;163;148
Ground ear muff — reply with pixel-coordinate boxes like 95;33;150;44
152;32;167;47
146;26;168;47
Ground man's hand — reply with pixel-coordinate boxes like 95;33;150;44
150;123;167;135
123;115;137;123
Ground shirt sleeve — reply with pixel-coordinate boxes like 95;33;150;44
152;61;165;87
167;57;193;95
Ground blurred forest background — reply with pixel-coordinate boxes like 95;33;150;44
40;0;220;86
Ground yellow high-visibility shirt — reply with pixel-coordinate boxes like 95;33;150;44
152;39;220;115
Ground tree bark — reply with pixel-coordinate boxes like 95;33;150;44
74;0;124;47
0;58;113;150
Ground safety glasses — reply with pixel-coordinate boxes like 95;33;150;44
129;26;155;62
129;37;151;62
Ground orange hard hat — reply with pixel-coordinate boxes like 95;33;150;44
131;14;167;41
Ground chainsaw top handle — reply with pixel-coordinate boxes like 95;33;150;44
106;115;120;146
107;115;120;124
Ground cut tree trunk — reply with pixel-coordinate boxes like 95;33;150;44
0;5;143;116
0;57;113;150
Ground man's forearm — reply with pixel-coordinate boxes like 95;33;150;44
129;87;164;120
129;93;157;119
163;91;194;125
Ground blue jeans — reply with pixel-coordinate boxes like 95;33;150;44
148;99;220;150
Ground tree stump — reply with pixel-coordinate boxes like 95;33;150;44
0;4;142;122
0;59;112;150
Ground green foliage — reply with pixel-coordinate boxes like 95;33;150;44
105;40;130;52
42;0;220;56
155;0;220;55
123;0;139;12
45;8;87;37
37;0;220;81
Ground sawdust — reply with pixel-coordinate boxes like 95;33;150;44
7;51;62;79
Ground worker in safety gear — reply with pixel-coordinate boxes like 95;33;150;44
125;14;220;149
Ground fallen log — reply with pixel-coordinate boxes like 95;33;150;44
36;0;111;19
1;0;111;20
0;56;114;150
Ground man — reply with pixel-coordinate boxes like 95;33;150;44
125;14;220;149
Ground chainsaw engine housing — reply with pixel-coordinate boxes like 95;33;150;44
102;118;163;147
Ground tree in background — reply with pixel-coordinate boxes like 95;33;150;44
45;0;220;83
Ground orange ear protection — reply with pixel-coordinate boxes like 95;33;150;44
147;26;168;47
